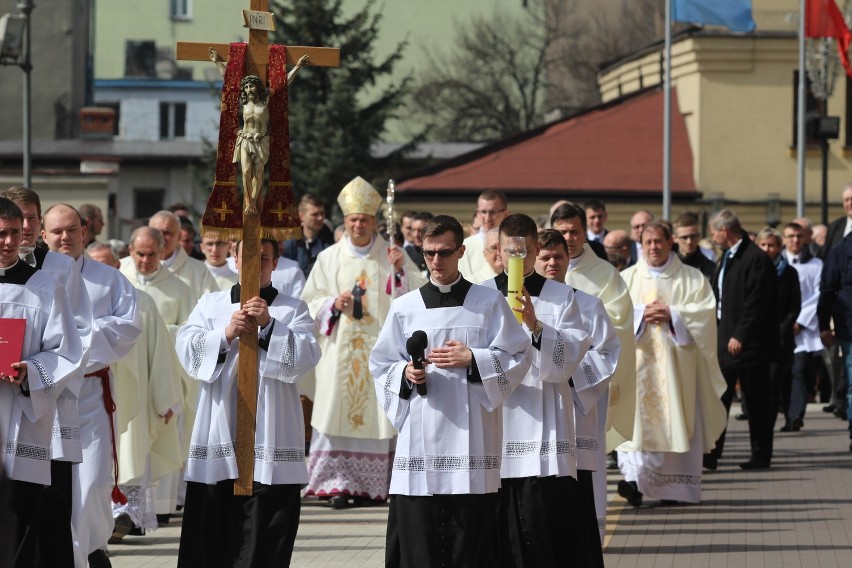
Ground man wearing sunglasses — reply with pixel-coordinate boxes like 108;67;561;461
370;215;531;568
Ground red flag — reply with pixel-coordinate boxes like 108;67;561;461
806;0;852;76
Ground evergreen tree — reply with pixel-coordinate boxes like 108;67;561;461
273;0;412;205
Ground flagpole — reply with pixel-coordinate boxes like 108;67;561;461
663;0;672;221
796;0;807;217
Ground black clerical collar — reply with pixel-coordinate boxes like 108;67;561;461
230;282;279;305
0;259;37;284
494;270;546;297
420;277;473;308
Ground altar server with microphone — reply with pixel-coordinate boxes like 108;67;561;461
370;214;531;568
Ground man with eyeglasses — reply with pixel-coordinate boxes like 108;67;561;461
370;214;530;568
458;190;509;282
673;212;714;279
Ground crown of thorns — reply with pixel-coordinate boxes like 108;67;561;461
239;75;269;102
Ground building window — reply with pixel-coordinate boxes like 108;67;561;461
159;102;187;140
134;188;165;221
170;0;191;20
792;70;823;148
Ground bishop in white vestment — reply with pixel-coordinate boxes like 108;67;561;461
302;177;425;507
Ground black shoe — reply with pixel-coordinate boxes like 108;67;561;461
327;495;349;509
88;549;112;568
156;513;171;526
617;480;643;507
793;418;804;430
352;496;379;508
659;499;682;506
739;458;771;470
780;421;801;432
703;454;718;471
849;440;852;453
834;409;847;420
735;413;748;421
823;404;836;413
606;450;619;470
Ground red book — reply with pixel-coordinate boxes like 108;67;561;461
0;319;26;377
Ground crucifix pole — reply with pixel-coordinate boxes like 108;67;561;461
176;0;339;496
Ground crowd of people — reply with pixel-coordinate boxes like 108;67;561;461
2;179;852;568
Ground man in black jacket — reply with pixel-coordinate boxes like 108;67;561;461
817;184;852;260
817;231;852;453
707;210;779;470
674;212;715;280
755;228;802;430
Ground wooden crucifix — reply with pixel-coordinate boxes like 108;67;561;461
177;0;339;496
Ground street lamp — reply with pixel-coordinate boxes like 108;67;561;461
0;1;33;188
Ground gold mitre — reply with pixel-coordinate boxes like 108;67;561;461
337;176;382;217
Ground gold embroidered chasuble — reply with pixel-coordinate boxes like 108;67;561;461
303;237;426;440
619;256;728;453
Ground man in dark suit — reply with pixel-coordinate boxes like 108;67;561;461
707;210;779;470
817;231;852;453
816;187;852;418
755;227;801;431
817;184;852;260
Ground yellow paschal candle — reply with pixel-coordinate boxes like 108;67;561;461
507;255;524;323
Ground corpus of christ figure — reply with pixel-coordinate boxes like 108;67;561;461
210;48;308;203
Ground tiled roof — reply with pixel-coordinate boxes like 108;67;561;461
397;87;696;197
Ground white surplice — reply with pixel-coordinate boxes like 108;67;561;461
73;255;142;556
369;280;531;496
564;244;636;451
176;290;320;485
788;255;823;354
159;246;219;300
0;268;83;485
480;275;591;479
272;255;306;299
39;249;93;464
571;288;620;536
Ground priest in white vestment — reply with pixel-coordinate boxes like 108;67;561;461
551;203;636;450
480;215;594;568
302;177;425;508
175;239;320;567
134;210;218;299
536;228;620;547
617;223;728;506
120;226;196;520
370;215;530;568
42;204;144;565
0;197;83;566
87;243;184;539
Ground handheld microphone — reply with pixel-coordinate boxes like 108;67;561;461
405;330;428;396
